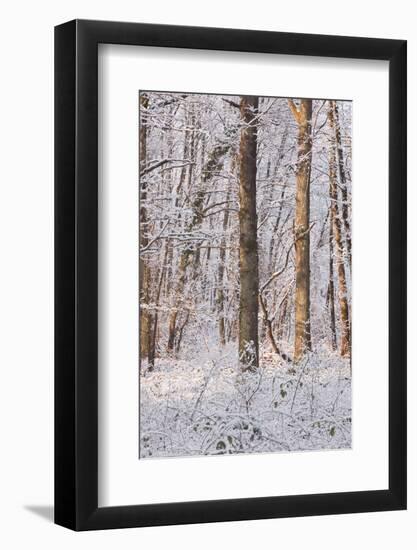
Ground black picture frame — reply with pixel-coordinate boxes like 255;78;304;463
55;19;407;531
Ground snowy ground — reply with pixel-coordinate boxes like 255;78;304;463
139;344;351;459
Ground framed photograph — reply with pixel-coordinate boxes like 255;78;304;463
55;19;406;530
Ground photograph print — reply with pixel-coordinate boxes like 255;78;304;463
139;91;352;459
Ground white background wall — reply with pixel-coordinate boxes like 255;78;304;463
0;1;414;548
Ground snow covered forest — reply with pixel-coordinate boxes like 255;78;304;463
139;91;352;459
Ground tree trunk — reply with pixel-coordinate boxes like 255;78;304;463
328;103;351;357
216;189;231;346
288;99;313;362
259;292;291;363
139;93;152;363
148;244;169;370
167;252;188;352
331;101;351;267
238;96;259;371
327;207;337;351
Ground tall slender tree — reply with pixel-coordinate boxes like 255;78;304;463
216;179;232;346
139;93;152;366
238;96;259;371
331;100;351;267
328;102;351;357
327;206;337;350
288;99;313;362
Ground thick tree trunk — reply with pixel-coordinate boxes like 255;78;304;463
139;93;152;363
288;99;313;362
238;96;259;371
328;104;351;357
331;101;351;267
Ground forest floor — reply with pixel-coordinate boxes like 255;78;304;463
139;343;352;459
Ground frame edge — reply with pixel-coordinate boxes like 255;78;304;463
54;19;77;530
